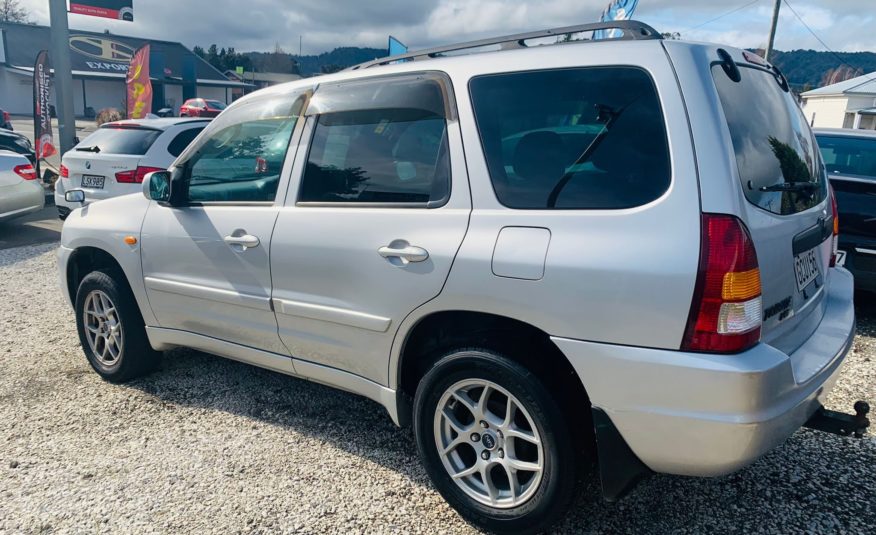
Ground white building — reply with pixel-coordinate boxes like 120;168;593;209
801;72;876;130
0;21;248;116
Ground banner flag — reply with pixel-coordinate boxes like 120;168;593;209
70;1;134;22
388;36;408;56
593;0;640;40
126;44;152;119
33;50;55;167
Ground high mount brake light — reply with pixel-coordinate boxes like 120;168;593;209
682;214;762;353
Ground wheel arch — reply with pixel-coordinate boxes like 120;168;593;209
66;246;128;305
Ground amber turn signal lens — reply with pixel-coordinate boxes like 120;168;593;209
124;236;138;245
722;268;761;301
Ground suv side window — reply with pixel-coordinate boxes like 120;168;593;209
180;93;305;203
298;73;451;206
167;126;204;158
469;67;670;209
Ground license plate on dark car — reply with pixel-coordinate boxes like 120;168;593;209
81;174;105;189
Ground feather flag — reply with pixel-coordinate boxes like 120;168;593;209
593;0;640;40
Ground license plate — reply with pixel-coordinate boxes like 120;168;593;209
794;247;820;291
81;174;105;189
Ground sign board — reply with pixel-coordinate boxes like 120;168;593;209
69;0;134;21
33;50;56;168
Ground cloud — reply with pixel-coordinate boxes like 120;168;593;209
14;0;876;55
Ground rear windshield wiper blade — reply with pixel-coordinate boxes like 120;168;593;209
759;182;816;192
75;145;101;153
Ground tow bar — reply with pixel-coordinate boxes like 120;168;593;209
803;401;870;438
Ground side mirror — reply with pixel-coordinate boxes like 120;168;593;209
142;170;170;202
143;167;187;206
65;190;85;203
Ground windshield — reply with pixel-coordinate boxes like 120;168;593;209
75;127;161;155
816;134;876;179
713;64;827;215
206;100;227;110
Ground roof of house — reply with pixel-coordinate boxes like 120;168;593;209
0;21;246;87
802;71;876;98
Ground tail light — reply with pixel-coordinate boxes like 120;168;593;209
2;111;10;123
60;164;69;178
115;166;165;184
13;163;37;180
829;185;839;267
682;214;762;353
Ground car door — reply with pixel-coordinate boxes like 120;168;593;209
140;89;309;355
271;72;471;384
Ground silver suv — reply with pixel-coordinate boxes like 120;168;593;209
58;22;859;534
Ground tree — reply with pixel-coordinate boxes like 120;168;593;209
0;0;30;23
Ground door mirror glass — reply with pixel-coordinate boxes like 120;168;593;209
65;190;85;203
143;170;171;202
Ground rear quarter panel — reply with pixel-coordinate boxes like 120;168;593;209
388;41;702;388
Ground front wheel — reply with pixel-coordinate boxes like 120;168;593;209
414;349;580;534
75;270;160;382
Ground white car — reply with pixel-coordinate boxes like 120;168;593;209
55;118;209;219
0;150;44;222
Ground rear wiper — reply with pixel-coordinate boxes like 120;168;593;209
75;145;101;153
759;182;816;192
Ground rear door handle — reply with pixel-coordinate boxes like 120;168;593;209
224;233;260;251
378;242;429;264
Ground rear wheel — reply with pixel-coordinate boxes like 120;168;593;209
75;270;160;382
414;349;580;534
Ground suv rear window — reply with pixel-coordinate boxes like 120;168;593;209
713;64;827;215
75;127;161;155
815;134;876;179
469;67;670;209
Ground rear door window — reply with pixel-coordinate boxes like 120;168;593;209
75;127;161;155
712;64;827;215
469;67;670;209
167;127;204;157
816;134;876;179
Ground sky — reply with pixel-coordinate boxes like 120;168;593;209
15;0;876;55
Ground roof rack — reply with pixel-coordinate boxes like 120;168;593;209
349;21;662;70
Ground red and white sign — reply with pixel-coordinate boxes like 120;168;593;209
69;1;134;22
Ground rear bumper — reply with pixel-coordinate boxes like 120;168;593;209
553;267;856;477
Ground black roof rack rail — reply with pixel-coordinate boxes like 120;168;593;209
349;20;662;70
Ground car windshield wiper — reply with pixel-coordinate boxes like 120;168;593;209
759;181;817;192
75;145;101;153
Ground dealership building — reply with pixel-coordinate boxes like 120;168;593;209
0;21;248;116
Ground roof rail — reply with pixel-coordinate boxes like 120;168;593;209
349;20;662;70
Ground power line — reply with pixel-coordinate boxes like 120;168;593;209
683;0;762;33
781;0;867;74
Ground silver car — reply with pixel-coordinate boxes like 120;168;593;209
0;150;44;223
57;22;860;533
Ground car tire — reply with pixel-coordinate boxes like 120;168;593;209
74;270;161;383
414;348;580;534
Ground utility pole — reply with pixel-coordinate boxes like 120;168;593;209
765;0;781;62
49;0;76;154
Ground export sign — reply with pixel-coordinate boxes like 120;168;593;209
69;0;134;21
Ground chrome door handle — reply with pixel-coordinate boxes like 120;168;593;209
224;233;260;251
378;243;429;264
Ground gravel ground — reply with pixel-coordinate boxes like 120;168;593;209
1;242;874;534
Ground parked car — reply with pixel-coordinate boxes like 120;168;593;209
0;128;36;164
179;98;227;118
55;118;209;219
0;150;43;222
0;108;12;130
58;23;862;534
814;128;876;293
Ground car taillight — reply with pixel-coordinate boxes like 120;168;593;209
830;184;839;268
682;214;762;353
115;166;165;184
13;163;37;180
2;111;10;122
60;164;69;178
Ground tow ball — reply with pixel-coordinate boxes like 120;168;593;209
803;401;870;438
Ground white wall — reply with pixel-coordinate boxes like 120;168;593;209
80;79;126;115
803;96;851;129
0;68;42;114
197;85;230;104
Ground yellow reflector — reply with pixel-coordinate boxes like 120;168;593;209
722;268;761;301
124;236;138;245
